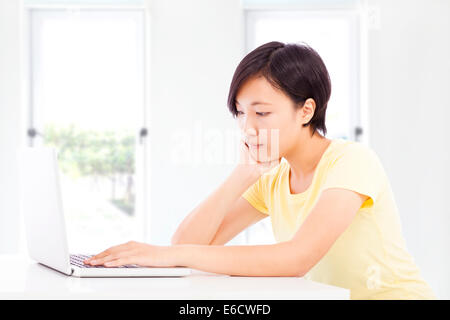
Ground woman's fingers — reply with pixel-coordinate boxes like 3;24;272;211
87;254;114;265
85;244;136;265
88;250;134;266
84;242;135;263
82;241;155;267
85;250;109;263
104;256;137;267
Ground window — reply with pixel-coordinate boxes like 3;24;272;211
243;6;363;245
26;6;148;253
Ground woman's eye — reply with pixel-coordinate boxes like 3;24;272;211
236;111;269;116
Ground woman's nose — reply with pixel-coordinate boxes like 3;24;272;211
245;127;257;137
239;115;257;136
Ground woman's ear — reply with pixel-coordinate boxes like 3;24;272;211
300;98;316;125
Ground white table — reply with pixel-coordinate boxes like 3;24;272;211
0;254;350;300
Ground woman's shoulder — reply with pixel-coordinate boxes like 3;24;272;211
327;138;380;164
324;139;387;183
275;139;381;175
318;139;389;204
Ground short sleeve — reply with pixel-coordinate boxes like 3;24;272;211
321;143;386;204
242;175;269;215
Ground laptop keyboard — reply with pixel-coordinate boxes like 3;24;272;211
70;254;139;268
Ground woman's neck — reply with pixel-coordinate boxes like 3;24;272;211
284;129;331;181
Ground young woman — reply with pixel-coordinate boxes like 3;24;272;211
84;41;435;300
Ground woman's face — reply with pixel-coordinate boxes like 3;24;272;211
235;75;313;163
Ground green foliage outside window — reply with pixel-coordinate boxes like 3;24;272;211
43;123;135;216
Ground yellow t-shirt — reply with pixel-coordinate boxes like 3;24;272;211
242;138;436;300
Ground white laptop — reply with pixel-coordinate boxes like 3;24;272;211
18;147;192;278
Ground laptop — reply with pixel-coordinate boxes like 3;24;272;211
18;146;192;278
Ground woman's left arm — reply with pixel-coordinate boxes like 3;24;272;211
84;239;302;277
85;188;368;277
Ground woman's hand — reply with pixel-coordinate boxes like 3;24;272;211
238;138;281;178
83;241;175;268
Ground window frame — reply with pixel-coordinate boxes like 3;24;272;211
22;1;152;246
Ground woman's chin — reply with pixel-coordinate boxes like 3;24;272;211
253;152;276;163
251;147;279;163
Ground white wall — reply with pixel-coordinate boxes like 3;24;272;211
367;0;450;299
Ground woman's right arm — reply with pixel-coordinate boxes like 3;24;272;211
170;164;261;246
171;138;280;246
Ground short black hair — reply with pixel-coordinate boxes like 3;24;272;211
227;41;331;136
